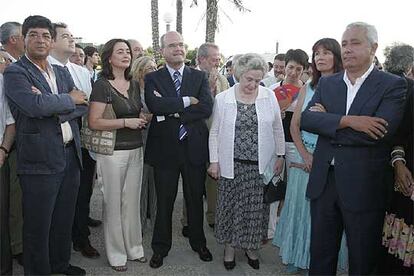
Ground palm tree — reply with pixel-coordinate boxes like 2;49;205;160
151;0;161;61
191;0;250;43
176;0;183;34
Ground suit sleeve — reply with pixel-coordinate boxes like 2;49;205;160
144;73;185;115
4;65;76;119
333;77;407;146
180;72;213;124
301;77;342;139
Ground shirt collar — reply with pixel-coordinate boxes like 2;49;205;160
25;54;54;75
343;63;374;86
47;55;68;67
166;63;185;78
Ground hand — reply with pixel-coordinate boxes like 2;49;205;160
189;96;199;105
125;118;147;129
69;89;88;105
140;112;153;122
31;86;41;94
394;161;414;196
274;158;285;175
290;162;306;170
153;90;162;97
309;103;326;113
344;115;388;140
301;151;313;172
207;162;220;180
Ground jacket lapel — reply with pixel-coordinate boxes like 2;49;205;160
180;66;192;97
158;67;177;97
327;72;347;115
21;56;52;94
347;69;380;115
53;66;65;94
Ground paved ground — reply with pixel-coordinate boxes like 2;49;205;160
12;182;305;276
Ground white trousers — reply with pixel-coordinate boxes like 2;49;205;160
96;148;144;266
268;142;296;239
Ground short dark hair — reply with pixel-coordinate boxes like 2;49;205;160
274;53;285;62
52;22;67;41
310;38;343;89
22;15;54;39
285;49;308;69
100;38;132;80
75;43;83;50
83;45;98;65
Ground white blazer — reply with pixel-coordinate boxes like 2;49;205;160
209;84;285;179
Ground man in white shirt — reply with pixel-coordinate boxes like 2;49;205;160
262;53;285;88
301;22;407;275
0;21;25;265
48;22;100;259
0;49;15;276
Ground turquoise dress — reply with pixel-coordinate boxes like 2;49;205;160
273;84;348;270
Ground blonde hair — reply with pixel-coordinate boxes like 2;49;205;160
131;56;156;83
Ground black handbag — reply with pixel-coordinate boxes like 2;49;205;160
263;175;286;204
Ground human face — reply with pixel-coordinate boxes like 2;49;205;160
109;42;131;70
273;59;285;79
144;60;157;75
314;45;335;74
161;32;186;67
199;47;220;71
70;47;85;66
11;27;25;56
239;69;264;94
52;27;75;56
90;52;100;66
0;52;12;73
284;60;304;84
130;41;143;60
341;26;377;74
24;28;52;60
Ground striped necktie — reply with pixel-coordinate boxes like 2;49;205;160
173;71;187;140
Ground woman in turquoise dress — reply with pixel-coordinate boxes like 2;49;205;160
273;38;348;273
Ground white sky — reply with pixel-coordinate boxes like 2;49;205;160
2;0;413;62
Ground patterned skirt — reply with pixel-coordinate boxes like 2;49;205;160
215;161;269;250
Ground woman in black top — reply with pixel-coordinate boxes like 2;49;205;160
88;39;147;272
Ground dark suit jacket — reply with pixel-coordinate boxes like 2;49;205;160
4;55;87;175
301;69;406;212
144;66;212;168
227;75;235;87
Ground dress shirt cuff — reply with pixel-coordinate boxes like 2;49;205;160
183;97;191;108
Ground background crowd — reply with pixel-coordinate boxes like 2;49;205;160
0;15;413;276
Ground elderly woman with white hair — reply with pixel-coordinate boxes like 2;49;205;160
208;53;285;270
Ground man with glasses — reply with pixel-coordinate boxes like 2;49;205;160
4;15;88;275
145;31;213;268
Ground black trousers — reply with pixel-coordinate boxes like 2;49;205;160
1;162;12;275
309;167;385;275
151;142;207;256
72;148;96;247
19;144;80;275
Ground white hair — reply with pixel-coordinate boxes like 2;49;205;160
346;22;378;46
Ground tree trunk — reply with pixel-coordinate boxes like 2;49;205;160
176;0;183;34
205;0;218;43
151;0;161;61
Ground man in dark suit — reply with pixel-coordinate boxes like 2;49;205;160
4;15;88;276
301;22;407;275
144;31;213;268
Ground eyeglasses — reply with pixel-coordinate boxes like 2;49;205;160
27;32;52;41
